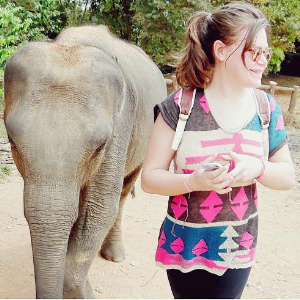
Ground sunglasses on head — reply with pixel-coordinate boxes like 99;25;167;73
250;46;273;62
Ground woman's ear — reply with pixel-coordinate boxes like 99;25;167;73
213;40;227;61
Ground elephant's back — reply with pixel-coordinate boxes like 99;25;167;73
55;25;166;104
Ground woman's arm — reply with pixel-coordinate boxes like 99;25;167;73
260;144;295;190
141;114;234;196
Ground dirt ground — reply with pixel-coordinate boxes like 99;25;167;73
0;129;300;299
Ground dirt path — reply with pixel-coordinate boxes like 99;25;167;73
0;131;300;299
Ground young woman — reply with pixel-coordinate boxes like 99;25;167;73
141;1;295;299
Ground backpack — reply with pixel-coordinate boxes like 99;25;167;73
171;88;270;160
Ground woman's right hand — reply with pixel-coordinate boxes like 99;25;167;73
186;154;235;194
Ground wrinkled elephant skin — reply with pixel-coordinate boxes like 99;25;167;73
4;25;167;298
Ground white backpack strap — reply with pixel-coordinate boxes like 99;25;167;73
171;88;196;150
253;89;270;160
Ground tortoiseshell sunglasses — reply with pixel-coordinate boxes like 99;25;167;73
250;46;273;62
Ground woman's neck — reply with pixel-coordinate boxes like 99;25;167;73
206;67;250;103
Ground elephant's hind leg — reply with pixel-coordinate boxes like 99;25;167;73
100;165;142;262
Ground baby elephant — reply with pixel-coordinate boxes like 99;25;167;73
4;25;167;298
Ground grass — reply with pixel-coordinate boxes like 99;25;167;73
0;165;11;180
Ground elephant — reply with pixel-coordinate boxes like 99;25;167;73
4;25;167;298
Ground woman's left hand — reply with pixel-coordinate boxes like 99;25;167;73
222;151;263;184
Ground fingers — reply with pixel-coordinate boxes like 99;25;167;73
206;165;235;192
222;151;240;162
196;151;248;191
227;164;244;182
215;175;235;190
209;164;230;182
214;171;235;194
208;166;227;180
221;155;232;161
204;153;218;163
229;150;240;160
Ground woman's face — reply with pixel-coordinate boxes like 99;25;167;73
222;28;270;89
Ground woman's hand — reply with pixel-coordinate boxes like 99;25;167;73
186;154;235;194
222;151;262;184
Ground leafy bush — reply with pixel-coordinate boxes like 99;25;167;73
0;3;44;69
23;0;63;39
0;1;64;102
266;46;285;74
1;0;300;75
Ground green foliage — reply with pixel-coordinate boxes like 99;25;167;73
81;0;300;72
133;0;197;67
260;0;300;73
84;0;213;67
0;1;66;100
1;0;300;73
0;3;40;69
0;165;11;179
88;0;136;40
262;0;300;49
266;46;285;74
1;165;11;175
25;0;63;38
0;3;36;104
0;0;64;67
188;0;300;73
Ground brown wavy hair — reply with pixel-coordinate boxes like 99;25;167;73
176;1;270;89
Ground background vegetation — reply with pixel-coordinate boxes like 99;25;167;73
0;0;300;73
0;0;299;103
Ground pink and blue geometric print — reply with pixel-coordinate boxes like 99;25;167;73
155;89;287;159
242;93;287;158
266;93;288;157
155;217;257;274
157;218;227;262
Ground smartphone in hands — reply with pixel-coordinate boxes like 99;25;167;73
201;162;222;171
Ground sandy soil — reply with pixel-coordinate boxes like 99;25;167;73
0;130;300;299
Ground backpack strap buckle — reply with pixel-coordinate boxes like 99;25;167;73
171;88;196;150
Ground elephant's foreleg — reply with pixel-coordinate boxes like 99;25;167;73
101;165;142;262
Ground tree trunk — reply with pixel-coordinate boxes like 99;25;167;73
122;0;133;41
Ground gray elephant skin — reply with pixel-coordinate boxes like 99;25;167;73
4;25;167;298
